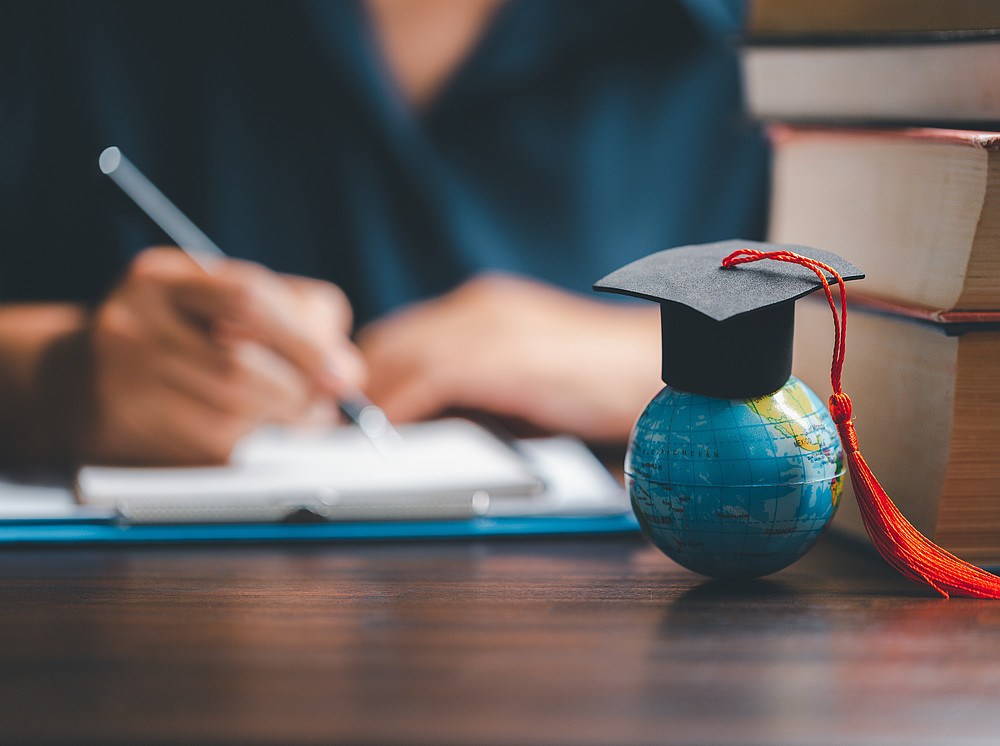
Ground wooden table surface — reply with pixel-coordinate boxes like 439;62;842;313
1;532;999;745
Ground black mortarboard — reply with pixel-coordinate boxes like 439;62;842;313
593;240;864;399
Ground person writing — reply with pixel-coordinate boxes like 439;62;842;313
0;248;367;464
0;0;768;466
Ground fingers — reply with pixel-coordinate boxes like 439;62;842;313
84;247;365;464
168;259;365;394
131;247;365;391
358;276;534;422
150;332;315;424
358;273;663;443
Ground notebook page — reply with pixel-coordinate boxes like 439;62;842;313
75;419;544;522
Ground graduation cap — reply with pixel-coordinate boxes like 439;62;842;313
593;239;864;399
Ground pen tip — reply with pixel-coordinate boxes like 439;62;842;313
99;146;122;175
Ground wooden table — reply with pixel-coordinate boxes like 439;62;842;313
1;532;999;745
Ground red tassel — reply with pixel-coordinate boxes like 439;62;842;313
723;248;1000;599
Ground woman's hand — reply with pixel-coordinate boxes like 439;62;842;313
82;247;366;464
358;273;662;444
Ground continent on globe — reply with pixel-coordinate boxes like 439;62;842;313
747;381;826;453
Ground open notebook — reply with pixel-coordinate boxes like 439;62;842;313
72;418;626;526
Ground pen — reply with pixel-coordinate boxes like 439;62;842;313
98;146;403;455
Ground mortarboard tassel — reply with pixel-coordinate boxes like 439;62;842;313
722;247;1000;599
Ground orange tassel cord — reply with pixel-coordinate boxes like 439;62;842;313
722;248;1000;599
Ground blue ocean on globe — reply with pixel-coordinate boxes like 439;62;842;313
626;376;845;579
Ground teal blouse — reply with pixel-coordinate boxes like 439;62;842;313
0;0;768;325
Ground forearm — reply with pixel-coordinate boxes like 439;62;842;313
0;303;92;466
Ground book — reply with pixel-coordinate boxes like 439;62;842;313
741;26;1000;126
767;125;1000;311
746;0;1000;39
792;297;1000;564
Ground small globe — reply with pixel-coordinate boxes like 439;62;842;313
626;376;845;579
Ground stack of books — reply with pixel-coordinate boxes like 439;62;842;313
740;0;1000;564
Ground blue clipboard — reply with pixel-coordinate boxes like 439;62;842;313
0;432;640;546
0;512;640;545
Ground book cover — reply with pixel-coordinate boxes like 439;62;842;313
767;125;1000;311
793;297;1000;563
746;0;1000;39
741;32;1000;125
